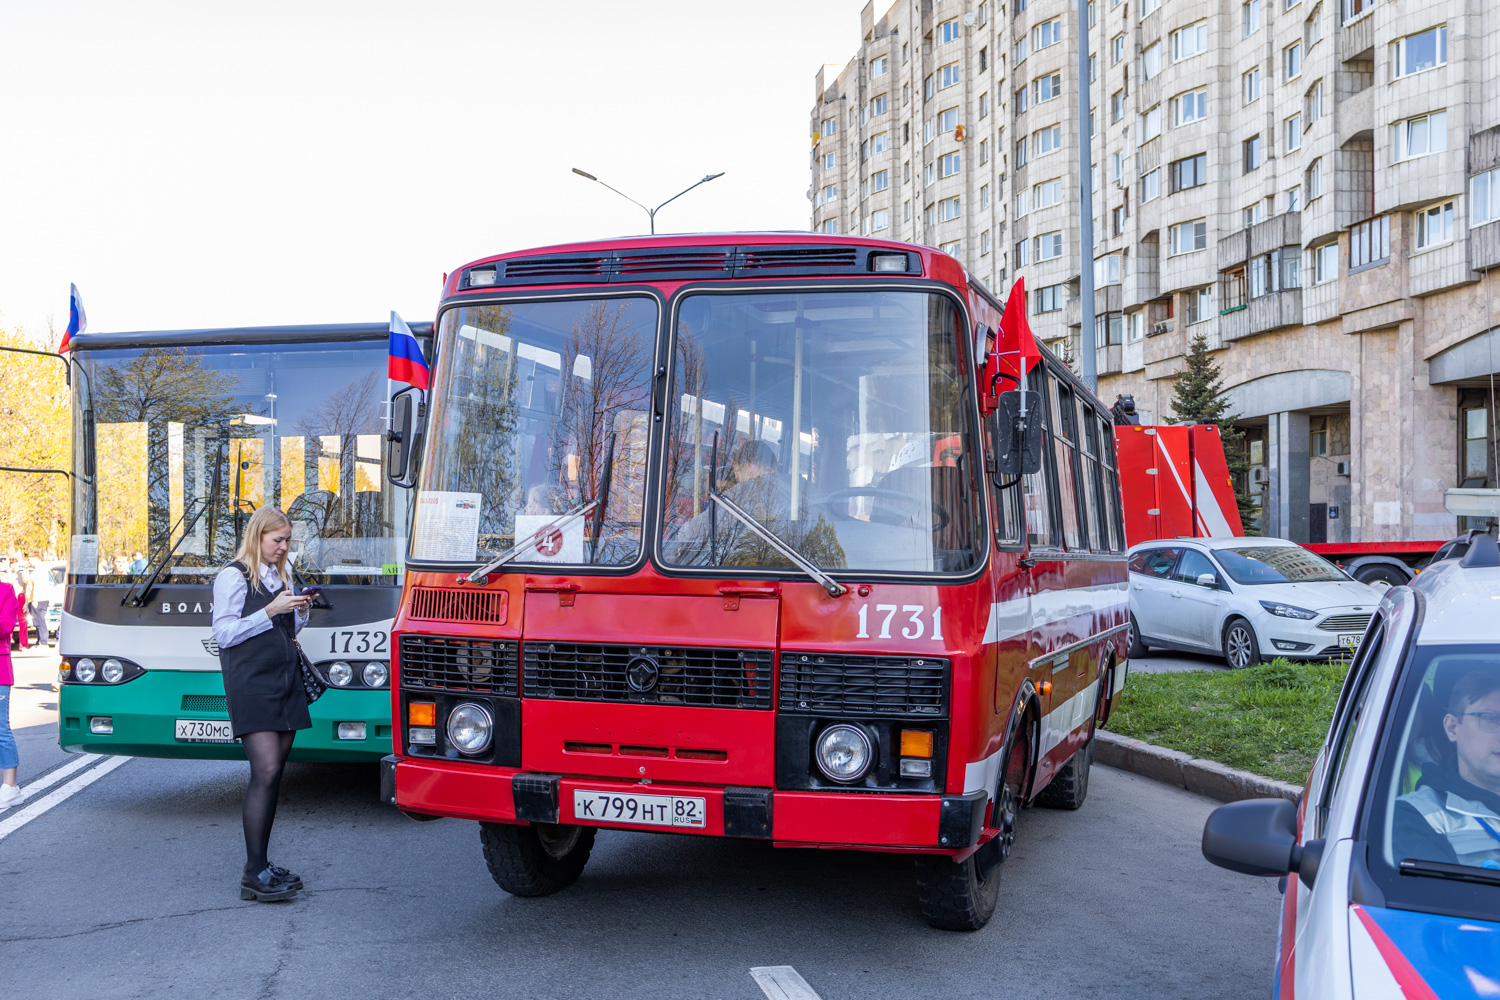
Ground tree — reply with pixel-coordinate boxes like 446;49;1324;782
0;322;71;557
1170;332;1258;533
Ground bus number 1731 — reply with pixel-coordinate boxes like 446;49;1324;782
856;604;943;640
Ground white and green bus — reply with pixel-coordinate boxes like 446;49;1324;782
58;322;427;761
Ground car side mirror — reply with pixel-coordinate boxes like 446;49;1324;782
385;388;423;488
993;390;1044;476
1196;572;1219;588
1202;798;1322;885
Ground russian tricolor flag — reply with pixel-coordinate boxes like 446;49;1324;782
59;283;86;354
388;311;429;389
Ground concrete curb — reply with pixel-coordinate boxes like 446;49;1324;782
1097;730;1301;803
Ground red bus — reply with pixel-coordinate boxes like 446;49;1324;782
380;234;1130;929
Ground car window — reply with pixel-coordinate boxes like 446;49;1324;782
1315;615;1386;836
1215;545;1348;585
1129;547;1181;579
1172;549;1217;585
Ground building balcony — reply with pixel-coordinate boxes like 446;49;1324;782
1097;342;1123;376
1218;213;1302;271
1220;289;1303;342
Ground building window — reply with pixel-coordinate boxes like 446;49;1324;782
1036;232;1064;260
902;41;909;64
1394;25;1446;77
923;118;937;143
979;47;989;72
1244;0;1262;34
1015;0;1028;12
1035;178;1063;208
1112;203;1129;235
1172;89;1208;125
1243;67;1262;104
940;152;961;178
1035;124;1062;156
1141;168;1162;202
903;122;910;144
1138;104;1162;142
1015;85;1030;114
1170;153;1208;192
939;108;959;134
938;18;962;44
1187;287;1213;323
1415;201;1455;249
924;161;935;186
1306;80;1324;123
1014;37;1029;64
1285;41;1302;79
1313;242;1339;283
1464;407;1489;485
1311;424;1328;457
940;239;962;256
924;203;936;226
1096;254;1123;285
870;209;890;231
819;219;838;234
1474;168;1500;226
980;184;990;208
1112;152;1125;184
1016;137;1029;166
1349;216;1391;269
1096;312;1124;345
1035;19;1062;49
903;160;911;183
871;133;888;155
903;200;911;220
979;92;989;118
939;196;962;222
1111;33;1125;64
1392;111;1447;162
871;169;890;192
871;56;889;79
939;63;961;90
1308;2;1324;44
924;75;934;101
1016;239;1031;266
1243;134;1263;172
1127;311;1144;341
860;141;869;163
1014;190;1030;217
980;139;990;164
1173;22;1208;61
1221;266;1247;310
823;151;837;169
1141;0;1161;15
981;230;992;255
1286;186;1301;212
872;94;889;118
1036;284;1065;312
1306;158;1322;199
1169;219;1208;255
1244;203;1263;228
1090;54;1098;83
821;185;838;204
1142;42;1161;80
1111;90;1125;123
1285;115;1302;151
903;83;911;106
1035;73;1062;103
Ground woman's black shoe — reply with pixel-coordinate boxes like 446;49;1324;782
267;863;303;889
240;867;300;902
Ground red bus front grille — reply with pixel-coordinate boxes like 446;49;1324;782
779;652;949;718
523;642;773;710
408;587;507;624
399;634;519;695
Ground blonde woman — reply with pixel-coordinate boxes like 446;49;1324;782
211;507;313;902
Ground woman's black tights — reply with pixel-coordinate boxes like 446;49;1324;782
241;730;295;875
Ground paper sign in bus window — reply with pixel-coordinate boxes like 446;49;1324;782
513;514;584;564
414;491;482;561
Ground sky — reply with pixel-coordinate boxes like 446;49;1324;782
0;0;873;340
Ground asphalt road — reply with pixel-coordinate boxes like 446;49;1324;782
2;649;1280;1000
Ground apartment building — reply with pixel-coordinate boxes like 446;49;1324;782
813;0;1500;545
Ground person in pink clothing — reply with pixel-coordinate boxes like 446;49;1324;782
0;579;31;809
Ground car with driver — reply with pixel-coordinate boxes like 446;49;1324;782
1127;536;1381;668
1200;535;1500;996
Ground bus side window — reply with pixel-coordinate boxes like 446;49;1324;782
1080;407;1110;553
1023;367;1057;547
1100;414;1125;552
1048;374;1085;550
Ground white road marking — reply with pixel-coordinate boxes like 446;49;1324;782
0;755;130;842
750;966;823;1000
10;754;97;800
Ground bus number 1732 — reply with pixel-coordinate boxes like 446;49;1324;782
330;631;389;654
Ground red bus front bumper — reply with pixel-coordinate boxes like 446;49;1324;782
383;755;971;853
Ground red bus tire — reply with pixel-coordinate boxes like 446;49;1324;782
480;821;596;897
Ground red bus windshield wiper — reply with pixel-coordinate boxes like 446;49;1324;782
709;491;847;598
1399;857;1500;888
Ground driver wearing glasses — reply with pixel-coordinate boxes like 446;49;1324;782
1397;667;1500;868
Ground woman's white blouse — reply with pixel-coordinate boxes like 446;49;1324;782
211;564;308;650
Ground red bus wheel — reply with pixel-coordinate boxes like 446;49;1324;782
480;821;596;897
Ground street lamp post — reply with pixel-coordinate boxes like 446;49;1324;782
571;168;725;235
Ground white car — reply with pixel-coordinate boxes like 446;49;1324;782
1127;537;1381;668
1201;536;1500;996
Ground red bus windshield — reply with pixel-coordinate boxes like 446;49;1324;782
410;287;983;576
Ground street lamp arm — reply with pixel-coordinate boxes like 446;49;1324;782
593;178;653;216
652;172;725;215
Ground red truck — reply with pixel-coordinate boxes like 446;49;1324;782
1115;423;1442;586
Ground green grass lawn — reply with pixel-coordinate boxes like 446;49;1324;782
1104;658;1349;785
